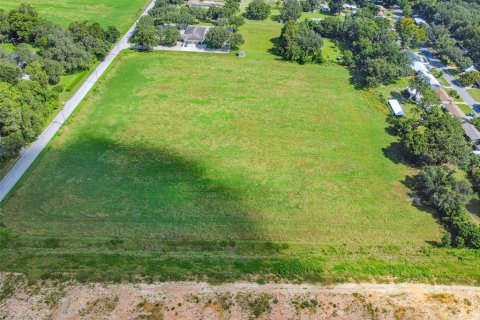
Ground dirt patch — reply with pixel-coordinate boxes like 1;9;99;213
1;274;480;319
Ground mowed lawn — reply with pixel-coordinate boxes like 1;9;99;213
2;51;440;246
0;0;150;32
2;16;480;284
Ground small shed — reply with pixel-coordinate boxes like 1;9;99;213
237;51;245;57
388;99;405;117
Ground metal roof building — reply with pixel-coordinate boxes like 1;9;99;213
388;99;405;116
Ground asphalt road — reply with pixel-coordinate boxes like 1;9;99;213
0;0;156;203
420;47;479;109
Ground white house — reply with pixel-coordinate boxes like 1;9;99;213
412;61;441;88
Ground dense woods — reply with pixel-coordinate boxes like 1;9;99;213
0;4;120;162
415;0;479;69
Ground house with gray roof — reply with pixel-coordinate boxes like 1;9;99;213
462;122;480;143
182;26;210;44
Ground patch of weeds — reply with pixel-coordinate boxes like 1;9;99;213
428;293;455;304
44;238;60;249
216;292;234;310
185;294;200;304
79;296;119;317
291;294;319;312
272;258;323;281
139;300;164;320
0;275;19;302
236;293;273;319
352;292;364;299
365;302;380;320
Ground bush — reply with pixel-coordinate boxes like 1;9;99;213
441;232;452;247
280;0;302;22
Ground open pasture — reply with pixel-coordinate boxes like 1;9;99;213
2;13;480;285
0;0;150;32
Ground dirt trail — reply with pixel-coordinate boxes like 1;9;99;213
1;273;480;319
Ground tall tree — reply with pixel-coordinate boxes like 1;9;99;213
7;4;41;42
280;0;302;22
397;18;428;48
245;0;271;20
204;27;230;48
132;16;158;50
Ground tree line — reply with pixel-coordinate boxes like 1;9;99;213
132;0;244;50
0;4;120;162
389;76;480;249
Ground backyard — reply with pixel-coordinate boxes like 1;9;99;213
1;9;480;285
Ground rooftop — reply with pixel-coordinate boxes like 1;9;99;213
462;122;480;141
413;17;427;25
182;26;209;43
187;0;224;7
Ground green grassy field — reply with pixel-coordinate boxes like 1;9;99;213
1;14;480;285
0;0;150;33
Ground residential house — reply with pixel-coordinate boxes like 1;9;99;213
182;26;210;44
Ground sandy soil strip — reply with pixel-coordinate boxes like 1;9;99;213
1;274;480;319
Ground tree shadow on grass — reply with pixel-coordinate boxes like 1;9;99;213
6;135;261;242
0;137;326;283
381;142;408;165
466;198;480;219
270;14;281;23
347;70;365;90
402;173;448;249
267;37;285;61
